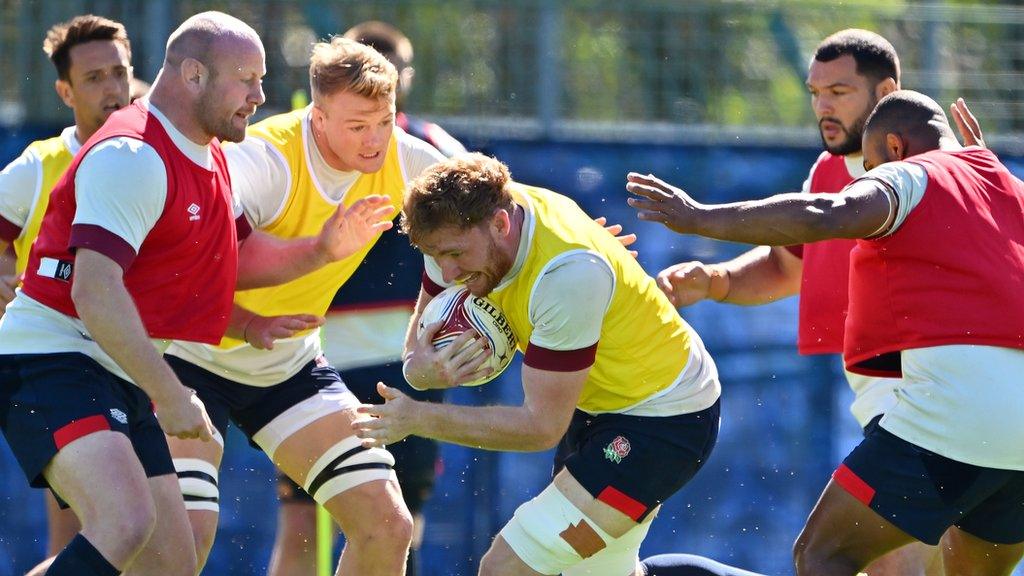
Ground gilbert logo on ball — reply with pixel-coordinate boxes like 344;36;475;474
417;285;517;386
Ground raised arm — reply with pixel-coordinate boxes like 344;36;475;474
626;172;893;246
235;194;394;289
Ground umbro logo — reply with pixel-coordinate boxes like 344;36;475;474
187;203;201;221
109;408;128;424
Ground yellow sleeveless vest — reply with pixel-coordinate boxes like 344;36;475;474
14;136;73;274
219;108;405;349
488;184;693;413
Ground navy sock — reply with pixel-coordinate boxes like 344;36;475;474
641;553;767;576
46;534;120;576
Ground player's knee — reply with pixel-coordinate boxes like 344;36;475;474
105;501;157;557
344;496;414;551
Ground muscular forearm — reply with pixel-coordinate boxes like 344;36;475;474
717;246;801;305
411;401;558;452
236;232;328;290
696;194;856;246
73;277;186;405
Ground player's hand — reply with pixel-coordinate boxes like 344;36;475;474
316;195;395;263
244;313;324;350
594;216;638;257
0;274;19;316
156;387;215;442
951;98;986;149
353;382;418;448
403;321;492;390
625;172;704;234
657;261;714;307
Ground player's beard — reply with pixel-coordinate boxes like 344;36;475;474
196;86;246;143
469;235;514;297
820;99;875;157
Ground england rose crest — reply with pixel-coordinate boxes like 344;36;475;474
603;435;631;464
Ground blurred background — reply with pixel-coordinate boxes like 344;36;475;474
2;1;1023;574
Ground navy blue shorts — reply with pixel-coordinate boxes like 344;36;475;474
836;422;1024;545
164;354;345;443
553;399;720;523
276;359;443;511
0;352;174;489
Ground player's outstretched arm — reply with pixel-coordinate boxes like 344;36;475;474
234;195;394;290
72;249;214;441
354;363;586;452
625;172;892;245
658;245;801;307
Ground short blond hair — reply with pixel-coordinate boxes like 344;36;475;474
309;37;397;102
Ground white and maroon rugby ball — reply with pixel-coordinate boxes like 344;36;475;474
417;286;517;386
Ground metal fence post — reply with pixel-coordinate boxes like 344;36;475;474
537;0;563;138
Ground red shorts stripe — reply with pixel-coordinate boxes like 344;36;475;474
53;414;110;450
597;486;647;522
833;463;876;506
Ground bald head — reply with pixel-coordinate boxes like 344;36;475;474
165;11;262;70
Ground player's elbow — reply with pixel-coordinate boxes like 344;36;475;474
521;420;566;451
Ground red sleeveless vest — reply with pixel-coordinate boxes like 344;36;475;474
22;102;238;344
845;147;1024;374
797;152;859;355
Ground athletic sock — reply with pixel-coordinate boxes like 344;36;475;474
641;553;767;576
46;534;120;576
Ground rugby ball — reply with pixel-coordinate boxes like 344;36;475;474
417;286;517;386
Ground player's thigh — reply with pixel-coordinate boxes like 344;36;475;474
553;401;720;534
243;361;401;517
492;403;720;574
44;430;155;529
940;527;1024;576
797;423;1024;566
495;474;654;576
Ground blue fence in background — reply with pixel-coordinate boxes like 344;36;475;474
3;129;1011;575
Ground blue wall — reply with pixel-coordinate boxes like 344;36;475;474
2;129;1007;575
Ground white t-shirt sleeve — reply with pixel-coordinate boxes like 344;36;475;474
423;255;450;290
0;147;42;232
73;137;167;252
398;130;446;183
528;251;614;351
861;161;929;236
223;137;290;229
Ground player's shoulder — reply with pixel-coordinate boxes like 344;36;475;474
247;107;307;144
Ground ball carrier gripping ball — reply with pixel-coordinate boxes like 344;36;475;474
415;286;516;387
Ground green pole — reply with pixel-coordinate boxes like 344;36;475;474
316;504;333;576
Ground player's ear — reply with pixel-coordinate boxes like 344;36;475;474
491;208;511;236
885;132;907;161
875;77;897;100
180;57;208;94
54;79;74;108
